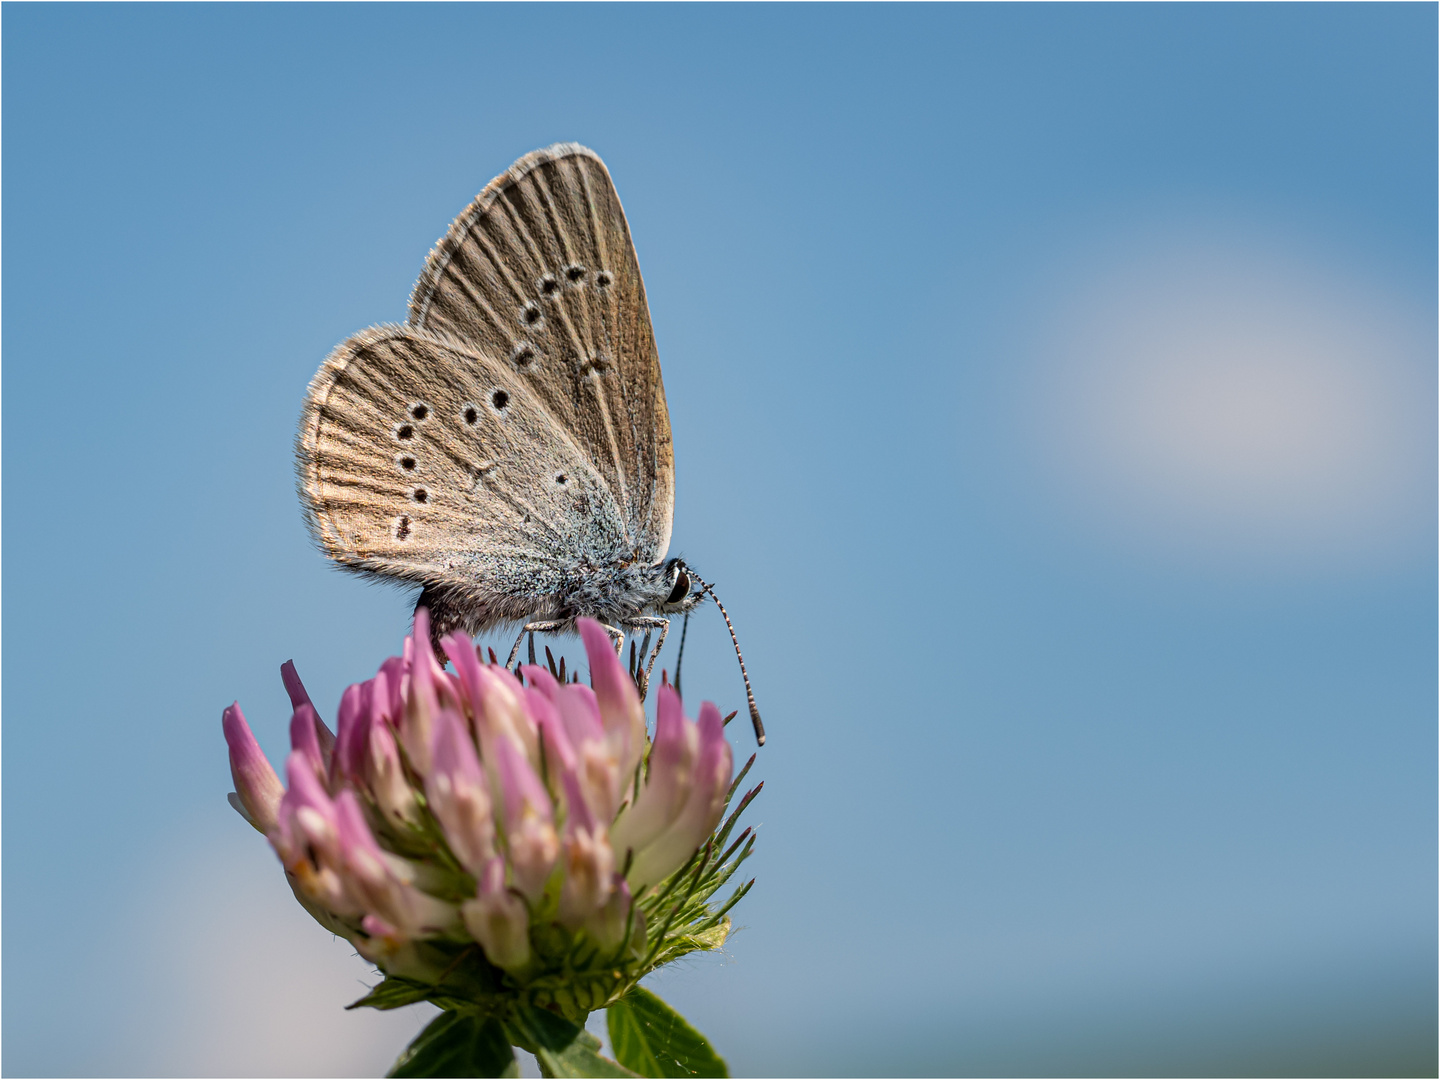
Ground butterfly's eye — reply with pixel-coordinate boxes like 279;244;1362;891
594;270;612;288
491;390;510;411
565;264;586;283
410;403;430;421
395;423;415;441
522;303;542;326
666;568;691;606
463;406;479;425
539;275;559;297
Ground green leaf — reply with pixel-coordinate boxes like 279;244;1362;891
506;1004;637;1078
606;986;729;1078
348;976;434;1011
388;1011;517;1078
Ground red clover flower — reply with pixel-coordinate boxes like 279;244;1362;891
222;612;759;1077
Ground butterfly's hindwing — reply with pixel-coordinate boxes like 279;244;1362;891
407;143;674;562
298;325;631;625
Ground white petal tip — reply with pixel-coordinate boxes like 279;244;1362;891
227;791;260;831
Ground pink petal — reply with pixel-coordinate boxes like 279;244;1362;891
578;619;647;782
493;738;558;899
462;857;531;970
556;683;606;747
273;750;340;868
432;708;485;787
473;664;540;765
530;688;577;776
625;701;733;889
561;767;597;834
361;913;400;940
222;703;284;835
333;681;371;786
428;710;496;876
377;656;406;723
282;661;335;771
610;683;696;857
584;876;637;952
442;632;485;701
289;703;326;779
557;811;615;927
280;660;314;714
334;788;385;863
368;721;419;827
520;664;561;698
283;749;335;818
493;735;552;829
402;609;441;774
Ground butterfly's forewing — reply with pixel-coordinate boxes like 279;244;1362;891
298;325;631;626
407;143;674;562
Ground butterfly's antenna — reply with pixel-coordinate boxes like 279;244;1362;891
693;576;765;746
674;610;691;699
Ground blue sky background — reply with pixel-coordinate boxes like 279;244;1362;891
4;4;1435;1076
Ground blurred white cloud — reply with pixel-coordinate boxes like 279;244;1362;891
115;824;438;1078
1024;220;1435;573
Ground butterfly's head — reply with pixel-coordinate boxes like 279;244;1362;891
656;558;706;614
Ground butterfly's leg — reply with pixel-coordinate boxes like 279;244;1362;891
624;617;671;680
599;623;625;656
506;620;566;669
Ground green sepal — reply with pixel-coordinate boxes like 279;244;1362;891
505;1003;637;1078
606;986;729;1078
348;976;435;1011
349;942;517;1015
387;1011;517;1078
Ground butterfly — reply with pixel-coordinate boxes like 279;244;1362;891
296;143;763;743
